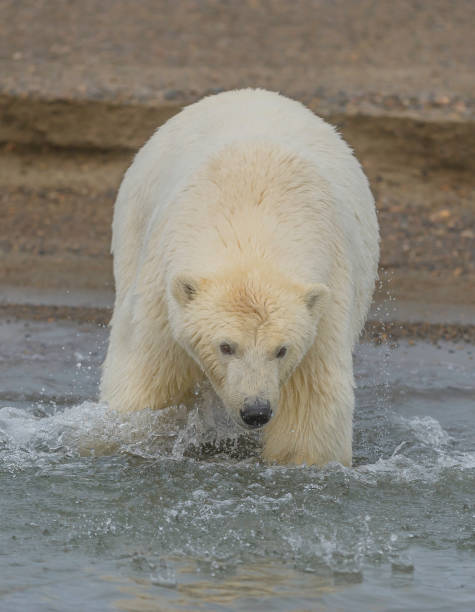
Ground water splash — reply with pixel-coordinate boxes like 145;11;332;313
0;385;261;472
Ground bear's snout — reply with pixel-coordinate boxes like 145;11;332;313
240;397;272;428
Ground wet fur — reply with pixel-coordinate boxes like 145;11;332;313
101;89;379;466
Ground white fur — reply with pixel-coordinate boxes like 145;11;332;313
101;89;379;466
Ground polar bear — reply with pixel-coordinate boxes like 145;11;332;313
101;88;379;467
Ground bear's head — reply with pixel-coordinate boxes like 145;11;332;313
169;267;329;430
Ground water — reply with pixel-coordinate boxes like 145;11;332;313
0;317;474;611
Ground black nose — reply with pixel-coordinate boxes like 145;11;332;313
240;398;272;428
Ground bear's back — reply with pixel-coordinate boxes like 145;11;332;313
112;89;378;338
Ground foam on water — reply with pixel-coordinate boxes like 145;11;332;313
1;393;473;475
1;387;474;481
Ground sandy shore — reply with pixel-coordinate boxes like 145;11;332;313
1;1;473;338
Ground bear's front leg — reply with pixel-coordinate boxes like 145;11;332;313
101;317;202;413
261;355;354;467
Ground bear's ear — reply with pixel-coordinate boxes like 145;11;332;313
302;283;330;315
172;275;201;306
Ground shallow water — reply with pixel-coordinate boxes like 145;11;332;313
0;318;474;611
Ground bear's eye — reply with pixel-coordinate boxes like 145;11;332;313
276;346;287;359
220;342;235;356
